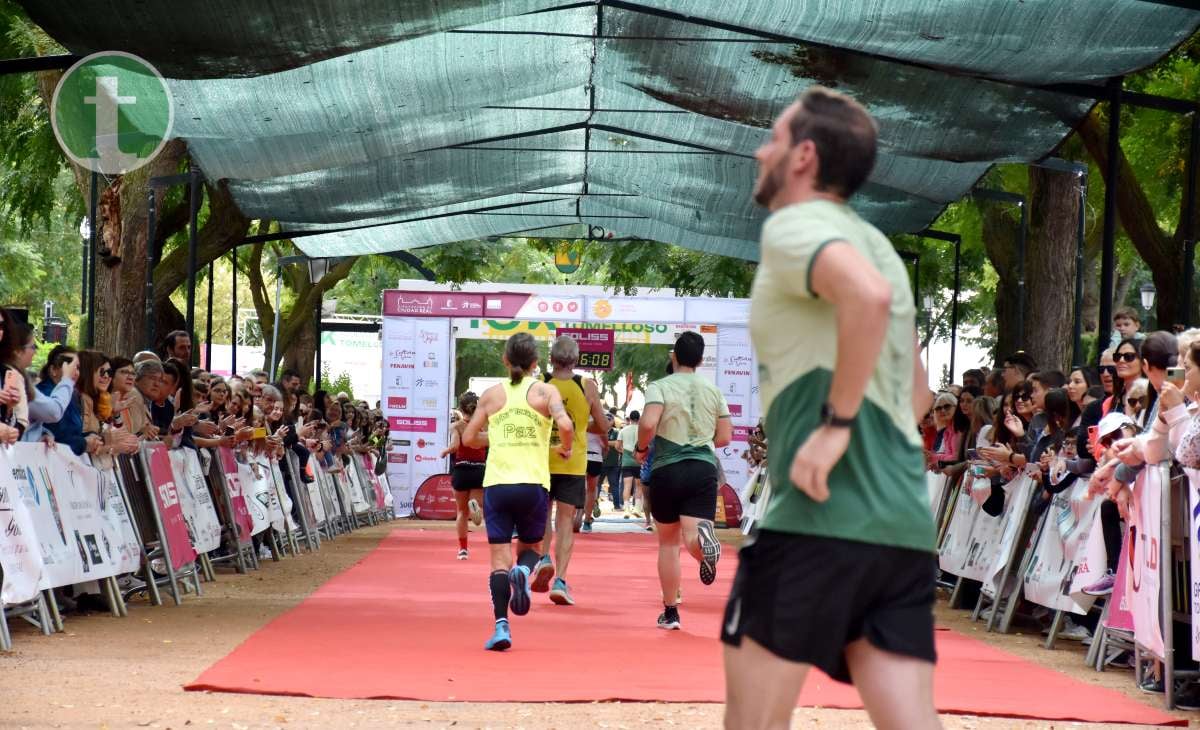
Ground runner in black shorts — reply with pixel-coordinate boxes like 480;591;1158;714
634;332;731;630
441;391;486;560
462;333;575;652
721;87;939;729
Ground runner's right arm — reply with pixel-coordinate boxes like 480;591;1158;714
544;385;574;459
440;421;462;458
911;330;933;423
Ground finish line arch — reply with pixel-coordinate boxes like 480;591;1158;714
379;284;758;516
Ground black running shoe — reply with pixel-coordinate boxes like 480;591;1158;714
657;605;681;630
697;520;721;585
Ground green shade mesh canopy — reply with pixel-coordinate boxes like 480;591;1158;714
20;1;1200;261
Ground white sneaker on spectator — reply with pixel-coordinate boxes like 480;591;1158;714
1056;618;1091;642
117;575;147;592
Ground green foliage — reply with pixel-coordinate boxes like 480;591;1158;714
313;366;355;400
596;343;673;410
453;339;507;396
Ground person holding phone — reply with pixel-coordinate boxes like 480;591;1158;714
0;308;29;442
0;315;68;444
1173;338;1200;468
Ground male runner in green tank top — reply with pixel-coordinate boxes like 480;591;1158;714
533;335;609;605
721;87;939;729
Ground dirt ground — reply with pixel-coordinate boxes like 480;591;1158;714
2;520;1193;730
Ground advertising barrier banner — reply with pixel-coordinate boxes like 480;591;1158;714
217;448;255;544
97;465;142;575
144;443;198;571
168;448;223;553
0;445;46;604
939;477;984;575
1023;478;1101;615
1128;463;1166;660
1187;468;1200;661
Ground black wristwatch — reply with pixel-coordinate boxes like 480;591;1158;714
635;444;648;454
820;403;855;429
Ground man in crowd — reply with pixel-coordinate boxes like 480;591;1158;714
721;85;940;729
618;410;642;519
602;412;623;511
962;369;986;391
1001;351;1037;390
161;330;192;364
634;331;731;630
532;336;608;606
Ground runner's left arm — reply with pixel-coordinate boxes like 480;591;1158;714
585;379;608;435
462;387;496;449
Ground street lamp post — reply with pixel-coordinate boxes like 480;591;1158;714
1140;282;1157;330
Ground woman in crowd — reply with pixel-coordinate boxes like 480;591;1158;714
970;395;998;449
1;316;72;444
442;391;486;559
39;345;87;455
1175;340;1200;469
0;309;28;441
207;378;231;421
927;391;966;473
1108;338;1144;419
76;349;114;456
958;385;981;422
979;382;1035;474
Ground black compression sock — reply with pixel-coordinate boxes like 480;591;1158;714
489;570;510;620
516;548;540;572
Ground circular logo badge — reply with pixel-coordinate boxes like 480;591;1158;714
51;52;174;175
592;299;613;319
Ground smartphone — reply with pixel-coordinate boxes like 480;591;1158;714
1167;366;1186;385
253;426;268;439
966;448;979;461
4;369;21;389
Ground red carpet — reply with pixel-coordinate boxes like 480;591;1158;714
187;530;1182;726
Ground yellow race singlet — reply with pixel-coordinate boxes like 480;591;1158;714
545;374;589;476
483;378;552;490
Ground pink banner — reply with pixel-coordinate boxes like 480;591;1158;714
144;444;198;570
732;426;751;442
361;455;387;510
383;291;483;317
217;447;255;545
1105;542;1136;632
388;416;438;433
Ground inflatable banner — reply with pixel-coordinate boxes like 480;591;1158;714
413;474;455;520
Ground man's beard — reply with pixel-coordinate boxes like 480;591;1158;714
753;158;787;208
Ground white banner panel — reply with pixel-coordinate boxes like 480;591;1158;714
715;326;754;426
684;297;750;325
1023;478;1100;615
1129;463;1166;660
939;477;984;575
0;446;45;604
1187;468;1200;661
585;296;686;324
98;466;142;575
169;449;223;553
13;445;125;589
238;463;271;536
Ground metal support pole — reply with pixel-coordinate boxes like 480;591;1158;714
205;261;214;369
950;238;961;381
231;250;237;376
144;188;156;351
314;295;323;390
269;265;282;378
1182;113;1199;328
1016;203;1028;351
1073;173;1088;366
86;171;98;347
1098;79;1122;362
185;172;201;364
80;234;88;315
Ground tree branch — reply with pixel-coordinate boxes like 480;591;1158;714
151;178;250;300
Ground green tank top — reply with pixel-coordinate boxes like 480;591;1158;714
483;378;552;489
545;374;589;476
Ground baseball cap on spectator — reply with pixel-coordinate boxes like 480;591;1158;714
1097;412;1135;441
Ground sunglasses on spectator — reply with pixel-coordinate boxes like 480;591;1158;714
934;404;954;412
1015;394;1032;402
1099;365;1118;377
1114;352;1139;363
99;368;112;377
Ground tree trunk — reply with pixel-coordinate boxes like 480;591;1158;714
981;203;1021;365
284;308;317;385
1023;166;1081;372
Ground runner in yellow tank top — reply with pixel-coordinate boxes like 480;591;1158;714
530;336;610;606
463;333;574;652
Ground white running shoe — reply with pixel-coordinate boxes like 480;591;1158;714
468;498;483;526
456;548;469;561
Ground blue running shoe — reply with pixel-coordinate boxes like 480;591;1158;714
549;577;575;605
509;565;532;616
485;619;511;651
531;555;555;593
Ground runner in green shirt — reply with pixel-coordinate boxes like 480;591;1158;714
720;86;939;730
634;332;731;630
